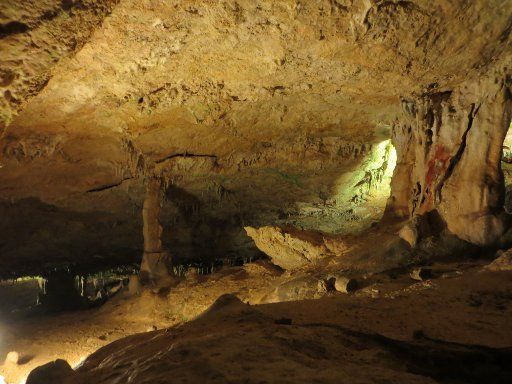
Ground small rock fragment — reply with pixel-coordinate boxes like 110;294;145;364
399;222;419;247
410;267;432;281
26;359;75;384
485;249;512;271
333;275;358;293
5;351;19;365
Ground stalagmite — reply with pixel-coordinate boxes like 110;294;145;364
386;71;512;246
140;177;171;285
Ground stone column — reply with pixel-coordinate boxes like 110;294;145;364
386;71;512;246
140;177;171;284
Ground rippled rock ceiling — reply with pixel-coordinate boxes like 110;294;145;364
0;0;511;275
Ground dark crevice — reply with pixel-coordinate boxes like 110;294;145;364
155;152;218;165
300;322;512;384
86;177;134;193
0;21;29;38
435;103;480;204
498;15;512;43
330;0;349;13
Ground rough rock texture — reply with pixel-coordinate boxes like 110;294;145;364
386;66;512;245
245;225;345;270
486;249;512;272
260;274;328;303
24;269;512;384
0;0;120;127
25;359;75;384
1;0;512;272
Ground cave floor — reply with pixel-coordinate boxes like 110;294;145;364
1;257;511;383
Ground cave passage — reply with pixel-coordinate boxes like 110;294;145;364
503;122;512;212
1;1;512;383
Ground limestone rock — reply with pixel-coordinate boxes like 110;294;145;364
399;222;419;248
261;275;328;303
140;177;171;284
486;250;512;272
410;267;433;281
385;69;512;246
331;275;358;293
0;0;511;274
4;351;19;365
0;0;120;126
26;359;75;384
245;226;335;270
140;251;171;285
127;275;141;296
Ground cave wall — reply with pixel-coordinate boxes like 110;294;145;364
387;64;512;245
0;0;120;128
1;0;512;273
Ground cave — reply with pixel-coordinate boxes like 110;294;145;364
1;1;512;383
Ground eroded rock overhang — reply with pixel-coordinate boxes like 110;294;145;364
0;0;511;273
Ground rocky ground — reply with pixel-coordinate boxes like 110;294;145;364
1;238;511;383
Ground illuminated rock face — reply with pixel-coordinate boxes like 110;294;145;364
387;69;512;245
0;0;511;272
0;0;120;127
244;226;344;270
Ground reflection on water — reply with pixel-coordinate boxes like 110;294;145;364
0;266;138;317
0;255;264;317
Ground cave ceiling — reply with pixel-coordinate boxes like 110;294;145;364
0;0;511;274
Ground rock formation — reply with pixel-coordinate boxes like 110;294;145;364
245;225;346;270
0;0;511;272
387;67;512;245
0;0;120;128
3;2;512;383
140;177;170;284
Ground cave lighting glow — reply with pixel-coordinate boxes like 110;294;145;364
382;139;397;178
363;138;397;185
73;355;87;369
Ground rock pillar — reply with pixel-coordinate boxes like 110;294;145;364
386;72;512;246
140;177;171;284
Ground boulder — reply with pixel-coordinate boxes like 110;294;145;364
245;226;341;270
26;359;75;384
260;275;328;303
410;267;433;281
4;351;19;365
486;249;512;272
331;275;358;293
